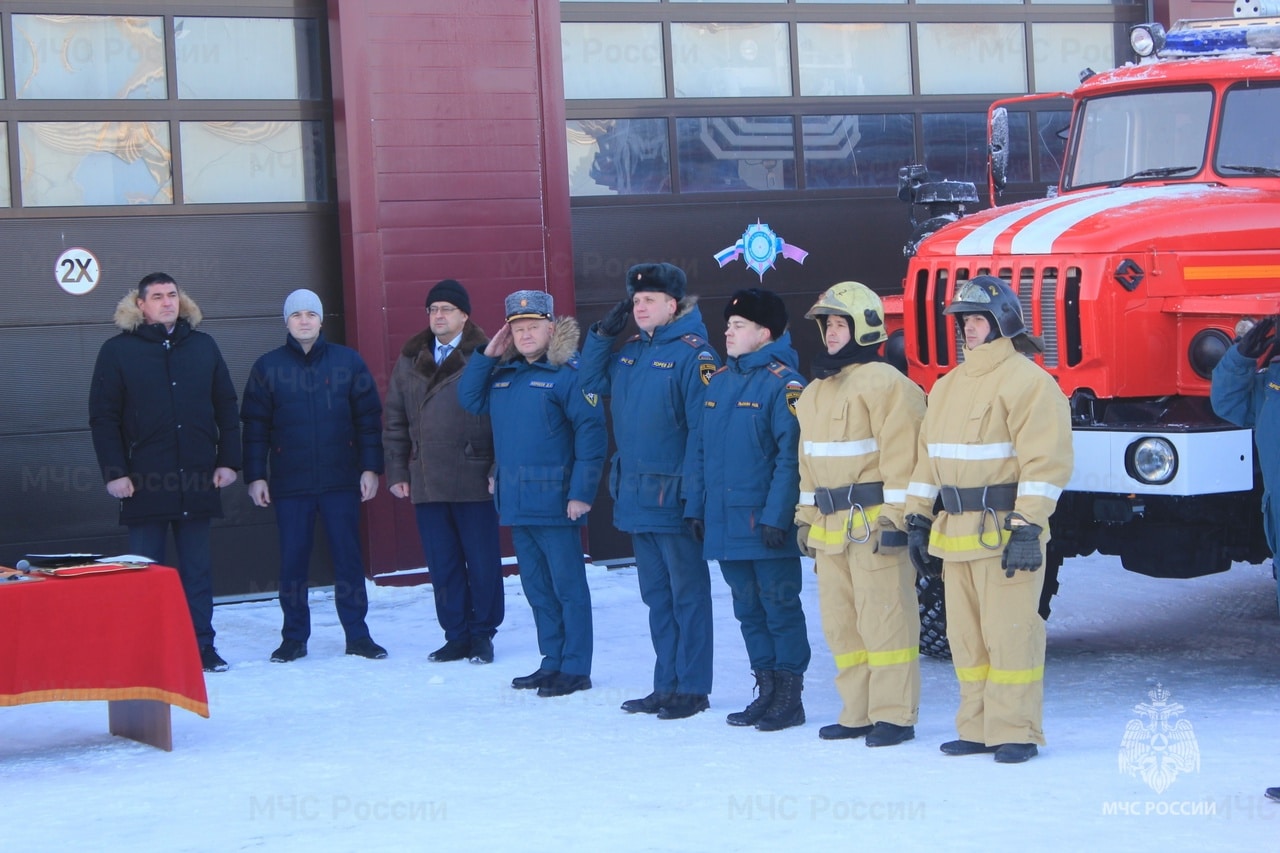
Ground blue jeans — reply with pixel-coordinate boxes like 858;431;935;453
414;501;504;642
511;525;592;676
273;491;371;643
719;557;811;675
633;531;713;695
129;517;215;647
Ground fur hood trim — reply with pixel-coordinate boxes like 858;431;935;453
675;295;699;321
502;316;580;367
113;289;203;332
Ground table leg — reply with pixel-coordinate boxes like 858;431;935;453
108;699;173;751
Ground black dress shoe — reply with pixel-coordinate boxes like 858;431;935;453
428;639;470;662
819;723;873;741
200;645;229;672
865;722;915;747
1265;787;1280;802
537;673;592;697
621;691;671;714
271;640;308;663
469;636;494;664
657;693;709;720
346;637;388;659
941;739;999;756
993;743;1039;764
512;668;557;690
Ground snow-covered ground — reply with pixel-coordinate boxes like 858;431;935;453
6;553;1280;852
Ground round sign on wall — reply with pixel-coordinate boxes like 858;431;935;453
56;247;100;295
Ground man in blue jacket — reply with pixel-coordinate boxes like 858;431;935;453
90;273;242;673
241;289;387;663
580;263;721;720
458;290;607;698
688;288;810;731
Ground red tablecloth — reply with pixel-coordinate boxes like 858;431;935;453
0;565;209;717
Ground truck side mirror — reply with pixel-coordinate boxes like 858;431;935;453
990;107;1009;198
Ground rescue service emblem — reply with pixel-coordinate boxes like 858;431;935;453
582;391;599;407
785;380;804;416
699;362;716;385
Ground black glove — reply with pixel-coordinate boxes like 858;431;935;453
1001;519;1044;577
761;525;786;549
1237;316;1276;359
595;297;633;337
906;513;941;578
686;517;705;543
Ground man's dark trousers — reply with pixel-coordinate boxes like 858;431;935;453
129;517;215;647
274;490;372;643
414;500;504;643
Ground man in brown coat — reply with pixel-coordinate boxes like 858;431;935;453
384;279;504;664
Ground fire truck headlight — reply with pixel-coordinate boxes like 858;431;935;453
1189;328;1231;379
1126;437;1178;485
1129;23;1166;57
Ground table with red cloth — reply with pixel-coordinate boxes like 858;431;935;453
0;564;209;751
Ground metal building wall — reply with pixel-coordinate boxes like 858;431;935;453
327;0;574;576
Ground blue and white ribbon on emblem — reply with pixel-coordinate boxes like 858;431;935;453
715;220;808;280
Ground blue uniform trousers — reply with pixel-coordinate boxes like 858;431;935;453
414;501;504;643
129;517;215;647
719;556;811;675
633;531;713;695
511;525;592;676
273;491;372;643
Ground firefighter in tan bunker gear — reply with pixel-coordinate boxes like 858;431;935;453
795;282;925;748
904;275;1072;764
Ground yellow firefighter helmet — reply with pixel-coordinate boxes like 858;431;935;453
804;281;888;346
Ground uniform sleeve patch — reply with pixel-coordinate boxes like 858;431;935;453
583;391;600;407
785;383;803;416
699;362;717;386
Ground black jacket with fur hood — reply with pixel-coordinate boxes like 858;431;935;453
89;290;242;525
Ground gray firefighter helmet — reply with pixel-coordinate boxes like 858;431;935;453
943;275;1028;339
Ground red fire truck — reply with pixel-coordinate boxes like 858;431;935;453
901;10;1280;654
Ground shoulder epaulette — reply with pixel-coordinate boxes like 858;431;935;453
710;365;729;378
626;334;642;343
681;333;708;348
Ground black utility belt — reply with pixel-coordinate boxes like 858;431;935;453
812;482;884;515
938;483;1017;514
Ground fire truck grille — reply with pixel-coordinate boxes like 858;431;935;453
917;265;1072;368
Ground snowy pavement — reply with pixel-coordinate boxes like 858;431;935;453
5;553;1280;852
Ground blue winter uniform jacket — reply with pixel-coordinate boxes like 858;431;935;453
240;334;384;498
457;319;607;528
687;333;805;561
579;304;721;533
1211;345;1280;554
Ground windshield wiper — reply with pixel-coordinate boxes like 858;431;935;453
1109;166;1199;187
1220;163;1280;176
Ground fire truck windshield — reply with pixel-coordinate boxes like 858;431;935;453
1215;81;1280;177
1065;87;1212;190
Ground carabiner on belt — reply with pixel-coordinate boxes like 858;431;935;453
977;506;1003;551
845;502;871;544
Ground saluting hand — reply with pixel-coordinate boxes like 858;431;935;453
484;324;512;358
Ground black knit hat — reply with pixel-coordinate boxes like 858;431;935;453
725;288;787;340
426;279;471;315
626;263;687;300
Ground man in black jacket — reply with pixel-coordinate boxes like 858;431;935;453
89;272;242;672
241;288;387;664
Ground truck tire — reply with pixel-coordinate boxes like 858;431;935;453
916;573;951;660
916;546;1063;660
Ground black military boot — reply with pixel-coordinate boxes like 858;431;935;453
726;670;775;727
756;671;805;732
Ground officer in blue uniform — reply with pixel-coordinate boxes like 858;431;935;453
580;263;721;720
458;290;607;698
688;288;811;731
